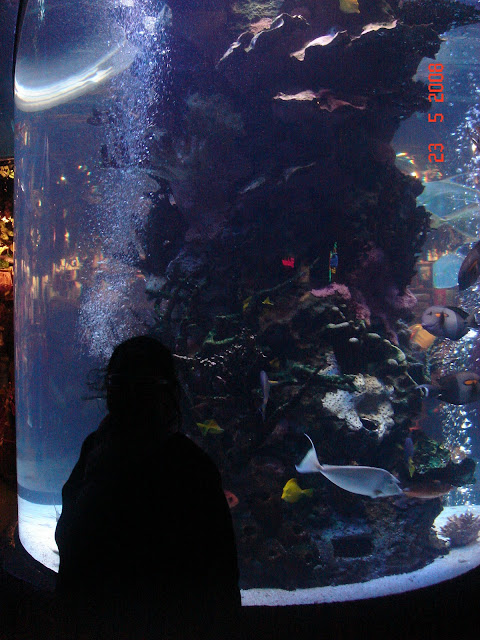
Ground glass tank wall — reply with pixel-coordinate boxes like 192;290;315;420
14;0;480;603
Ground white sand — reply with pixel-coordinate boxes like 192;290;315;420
17;499;480;606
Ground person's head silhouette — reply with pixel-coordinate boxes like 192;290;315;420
105;336;181;430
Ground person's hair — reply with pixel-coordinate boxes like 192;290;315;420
105;336;181;426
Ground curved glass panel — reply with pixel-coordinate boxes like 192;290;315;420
14;0;480;603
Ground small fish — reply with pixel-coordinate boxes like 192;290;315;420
403;480;453;500
260;370;270;421
408;422;422;433
404;437;415;477
329;242;338;282
458;240;480;290
339;0;360;13
282;257;295;268
269;357;281;370
262;297;274;306
409;324;436;350
295;434;402;498
243;296;252;312
224;490;239;509
281;478;314;503
417;371;480;405
196;419;224;435
421;306;478;340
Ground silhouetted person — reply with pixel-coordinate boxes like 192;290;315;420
55;336;241;640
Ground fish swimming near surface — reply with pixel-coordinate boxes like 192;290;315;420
260;370;270;421
417;371;480;405
196;419;224;435
458;240;480;290
281;478;314;503
339;0;360;12
421;305;478;340
295;434;403;498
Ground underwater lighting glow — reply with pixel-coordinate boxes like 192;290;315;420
15;38;138;113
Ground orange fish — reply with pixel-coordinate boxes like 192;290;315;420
403;480;453;500
409;324;436;350
224;490;239;509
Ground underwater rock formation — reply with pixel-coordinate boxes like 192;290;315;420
138;0;480;589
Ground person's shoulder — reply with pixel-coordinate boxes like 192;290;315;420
76;430;98;459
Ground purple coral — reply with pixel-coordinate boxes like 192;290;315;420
311;283;352;300
440;511;480;548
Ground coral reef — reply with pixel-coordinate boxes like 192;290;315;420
321;374;395;439
440;512;480;548
135;0;480;589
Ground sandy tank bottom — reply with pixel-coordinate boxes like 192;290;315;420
17;499;480;605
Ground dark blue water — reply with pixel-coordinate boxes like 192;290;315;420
14;0;480;599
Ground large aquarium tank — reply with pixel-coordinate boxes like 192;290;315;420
13;0;480;604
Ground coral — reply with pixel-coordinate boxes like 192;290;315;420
321;374;395;439
347;247;419;343
413;435;452;475
148;93;250;238
232;0;285;26
142;0;480;591
311;283;352;300
440;512;480;548
273;89;367;123
400;0;480;33
322;389;363;430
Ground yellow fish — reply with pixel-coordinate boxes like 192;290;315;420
243;296;252;312
409;324;436;350
339;0;360;13
408;457;415;478
262;297;274;306
281;478;313;503
269;357;281;370
196;419;224;435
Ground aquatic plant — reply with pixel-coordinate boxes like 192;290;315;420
440;511;480;548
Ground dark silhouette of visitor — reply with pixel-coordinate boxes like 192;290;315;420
55;336;241;640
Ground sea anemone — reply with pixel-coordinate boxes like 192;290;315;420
440;511;480;548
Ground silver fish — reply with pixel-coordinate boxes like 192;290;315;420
295;434;402;498
260;370;270;421
421;305;477;340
